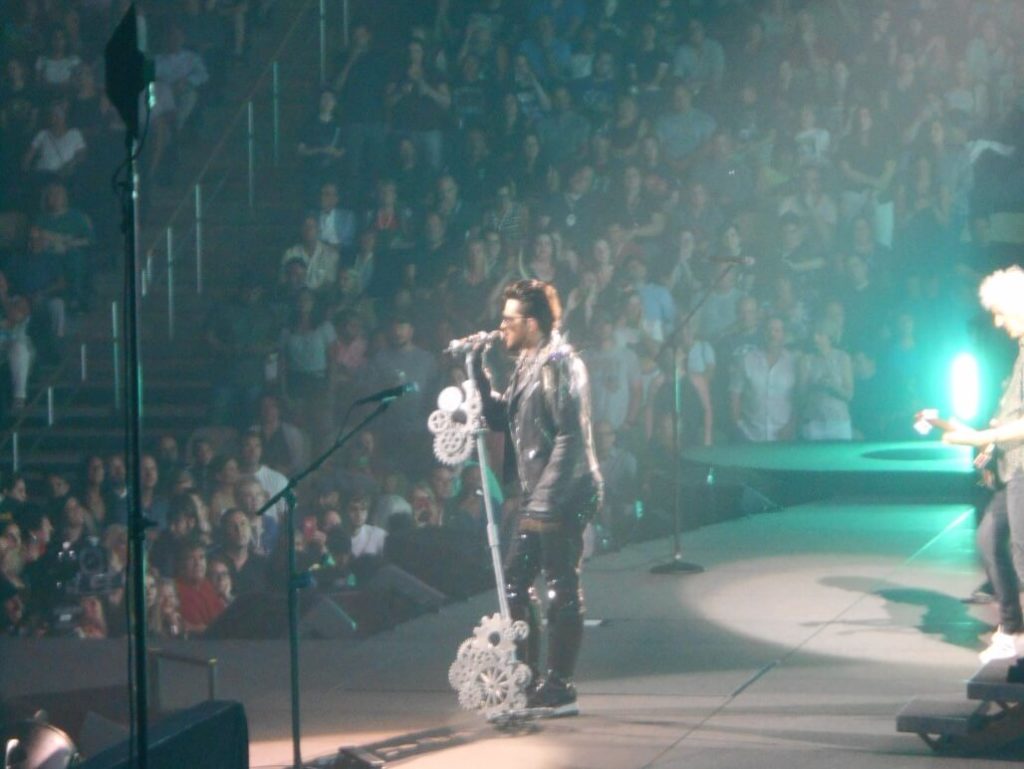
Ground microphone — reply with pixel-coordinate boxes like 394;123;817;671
444;330;502;355
705;255;755;267
354;382;419;405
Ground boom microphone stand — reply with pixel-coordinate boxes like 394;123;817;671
650;259;743;576
254;398;395;769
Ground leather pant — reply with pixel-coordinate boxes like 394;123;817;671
503;517;585;681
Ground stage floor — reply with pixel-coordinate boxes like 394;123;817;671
210;498;1001;768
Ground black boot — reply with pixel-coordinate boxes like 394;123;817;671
526;671;578;717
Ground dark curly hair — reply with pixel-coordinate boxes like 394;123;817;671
503;279;562;337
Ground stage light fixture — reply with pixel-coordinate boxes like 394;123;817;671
3;719;79;769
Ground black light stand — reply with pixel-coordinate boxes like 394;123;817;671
649;260;741;576
105;7;154;768
254;400;393;769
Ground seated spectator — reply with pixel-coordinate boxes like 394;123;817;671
280;215;340;294
445;239;496;334
678;320;716;447
592;420;638;550
428;465;459;523
313;181;356;251
583;315;641;433
208;454;241;518
0;288;34;411
775;213;826;299
491;92;530;166
574;50;618;125
386;38;451;172
140;454;170;530
235;477;279;557
1;58;39;204
149;494;201;577
445;464;494;544
408;481;442;527
836;104;896;247
53;493;92;553
35;181;93;312
34;26;81;94
187;437;216;497
296;89;346;195
153;25;210;132
204;274;278;428
672;18;725;95
624;21;670;110
692;129;755;215
279;290;336;448
519;15;570;85
251;393;308;477
238;430;288;525
655;82;716;174
346;491;386;564
794;104;831;168
0;574;27;636
392;137;432;209
798;319;854;440
671;181;724;258
173;539;225;635
762;274;810;346
1;472;28;528
329;308;370;401
373;471;412;529
729;317;798;442
536;85;591;165
607;93;649;163
434;174;478;244
154;434;185;495
364;179;411;254
511;132;552;203
212;508;268;595
206;555;234;606
6;226;66;346
104;454;129;527
695;263;743;343
778;166;838;251
450;53;489;132
149;577;185;639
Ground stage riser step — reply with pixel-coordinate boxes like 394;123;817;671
897;697;990;737
968;660;1024;702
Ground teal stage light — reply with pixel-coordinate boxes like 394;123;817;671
950;352;979;422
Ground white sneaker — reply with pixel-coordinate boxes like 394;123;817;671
979;627;1020;663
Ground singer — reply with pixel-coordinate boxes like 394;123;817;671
471;279;603;716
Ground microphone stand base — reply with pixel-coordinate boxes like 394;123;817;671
650;556;705;576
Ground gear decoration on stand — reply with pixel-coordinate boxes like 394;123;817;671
429;380;483;466
448;613;532;718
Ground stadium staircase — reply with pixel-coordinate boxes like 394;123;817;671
4;0;330;484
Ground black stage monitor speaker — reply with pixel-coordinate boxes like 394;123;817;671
205;591;358;640
79;700;248;769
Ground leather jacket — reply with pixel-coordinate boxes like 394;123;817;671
474;334;603;525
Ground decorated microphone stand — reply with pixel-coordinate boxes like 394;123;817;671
429;347;533;721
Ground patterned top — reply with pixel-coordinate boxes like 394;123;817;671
996;342;1024;481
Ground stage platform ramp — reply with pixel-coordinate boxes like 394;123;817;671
680;441;978;517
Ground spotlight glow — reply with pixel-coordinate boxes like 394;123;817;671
950;353;979;422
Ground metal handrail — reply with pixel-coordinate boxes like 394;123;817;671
0;0;335;473
140;0;321;257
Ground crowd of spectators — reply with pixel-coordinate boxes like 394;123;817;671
5;0;1024;639
0;0;273;415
